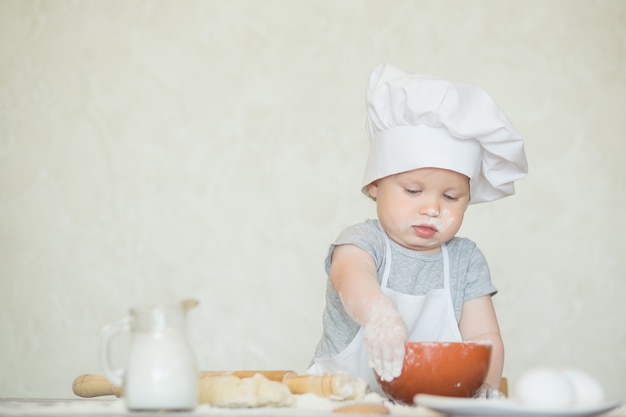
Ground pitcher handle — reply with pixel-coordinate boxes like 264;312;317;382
100;317;131;388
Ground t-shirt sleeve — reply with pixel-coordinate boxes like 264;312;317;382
463;243;497;300
324;220;384;276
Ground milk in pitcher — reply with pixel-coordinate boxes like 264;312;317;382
101;300;199;411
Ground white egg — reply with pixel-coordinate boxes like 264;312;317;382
562;368;605;405
514;367;575;408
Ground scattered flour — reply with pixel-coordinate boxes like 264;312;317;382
0;394;442;416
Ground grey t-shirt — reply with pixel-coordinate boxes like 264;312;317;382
312;219;497;359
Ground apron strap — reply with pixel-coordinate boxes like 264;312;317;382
377;221;393;288
440;243;459;332
442;243;450;290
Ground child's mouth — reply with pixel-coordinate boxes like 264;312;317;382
413;225;437;238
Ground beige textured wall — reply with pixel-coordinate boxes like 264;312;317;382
1;0;624;401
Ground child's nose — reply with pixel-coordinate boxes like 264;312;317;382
425;208;440;217
420;200;440;217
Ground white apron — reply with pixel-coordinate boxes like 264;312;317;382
309;224;462;392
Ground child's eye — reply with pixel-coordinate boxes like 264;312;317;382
406;188;421;195
443;194;459;201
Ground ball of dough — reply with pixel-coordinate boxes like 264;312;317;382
198;374;292;408
514;368;575;408
562;368;604;406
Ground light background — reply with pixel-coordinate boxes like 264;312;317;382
1;0;624;401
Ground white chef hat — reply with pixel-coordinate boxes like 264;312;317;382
362;64;528;204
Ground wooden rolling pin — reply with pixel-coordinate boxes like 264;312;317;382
73;370;355;399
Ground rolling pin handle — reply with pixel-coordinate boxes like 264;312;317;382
283;372;353;398
72;374;122;398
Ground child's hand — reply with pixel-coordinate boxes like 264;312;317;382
363;303;408;381
473;383;506;399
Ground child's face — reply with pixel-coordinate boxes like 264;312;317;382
368;167;470;253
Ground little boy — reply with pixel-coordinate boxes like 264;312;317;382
309;64;528;397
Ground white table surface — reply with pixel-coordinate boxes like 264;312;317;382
0;397;429;417
0;398;623;417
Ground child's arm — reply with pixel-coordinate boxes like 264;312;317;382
329;244;408;381
459;295;505;391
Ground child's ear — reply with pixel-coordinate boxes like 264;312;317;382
367;182;378;201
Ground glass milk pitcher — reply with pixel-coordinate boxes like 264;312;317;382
100;300;199;411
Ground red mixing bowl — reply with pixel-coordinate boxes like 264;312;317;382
376;341;492;404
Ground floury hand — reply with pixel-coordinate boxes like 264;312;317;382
473;383;506;399
363;301;408;381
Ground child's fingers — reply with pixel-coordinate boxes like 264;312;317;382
390;343;405;377
370;341;404;381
